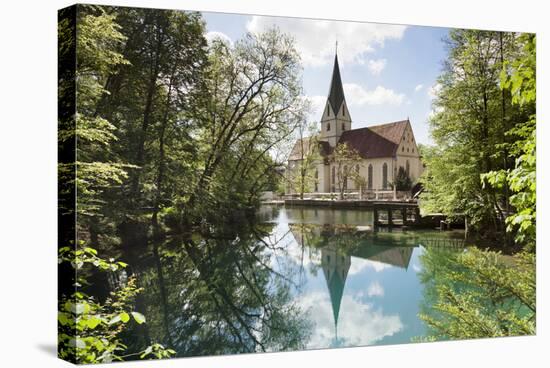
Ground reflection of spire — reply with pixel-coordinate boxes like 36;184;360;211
321;246;351;339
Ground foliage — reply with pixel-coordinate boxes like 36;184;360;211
286;123;321;198
60;5;311;362
329;142;362;199
184;28;306;216
482;34;536;248
58;245;175;363
418;247;535;340
419;30;531;239
394;166;412;191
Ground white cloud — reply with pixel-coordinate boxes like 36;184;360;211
428;82;442;100
344;83;405;106
412;264;422;273
414;84;424;92
348;257;392;274
299;292;402;348
204;31;233;46
246;16;406;67
366;59;387;75
305;95;327;122
367;281;385;297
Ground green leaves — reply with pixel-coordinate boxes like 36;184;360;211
131;311;146;324
417;247;535;340
58;243;173;363
119;312;130;323
421;31;536;245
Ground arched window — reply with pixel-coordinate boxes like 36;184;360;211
406;160;410;176
342;105;345;116
367;164;373;189
327;105;330;117
314;169;319;192
382;163;388;189
327;122;331;132
343;165;348;190
402;146;404;152
331;166;336;192
342;122;345;131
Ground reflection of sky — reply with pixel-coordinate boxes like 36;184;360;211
264;207;428;349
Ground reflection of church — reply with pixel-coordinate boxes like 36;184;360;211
289;224;415;344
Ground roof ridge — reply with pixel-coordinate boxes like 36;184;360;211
368;119;409;129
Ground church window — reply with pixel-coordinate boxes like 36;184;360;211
342;105;345;116
327;105;330;117
327;122;331;131
343;165;348;190
314;169;319;192
367;164;373;189
342;123;345;131
331;166;336;192
402;146;404;152
382;163;388;189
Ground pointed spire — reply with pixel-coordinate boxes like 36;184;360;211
328;53;345;115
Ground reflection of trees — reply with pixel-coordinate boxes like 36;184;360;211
125;221;312;357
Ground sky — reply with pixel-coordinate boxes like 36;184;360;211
202;12;450;145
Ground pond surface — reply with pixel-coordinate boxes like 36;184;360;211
121;205;466;357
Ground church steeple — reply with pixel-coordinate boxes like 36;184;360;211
328;54;345;115
321;49;352;147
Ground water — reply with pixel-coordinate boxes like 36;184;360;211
120;205;466;357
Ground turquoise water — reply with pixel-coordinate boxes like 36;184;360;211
258;206;464;349
121;206;465;357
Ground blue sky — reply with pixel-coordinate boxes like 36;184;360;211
202;12;450;145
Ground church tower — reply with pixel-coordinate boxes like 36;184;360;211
320;53;352;147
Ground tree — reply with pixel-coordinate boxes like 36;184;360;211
329;143;362;199
96;8;208;223
394;166;412;191
483;34;536;249
182;28;307;221
286;122;321;199
59;5;132;220
420;30;527;239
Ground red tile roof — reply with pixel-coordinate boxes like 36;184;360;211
288;120;409;160
368;120;409;145
339;127;396;158
339;120;409;159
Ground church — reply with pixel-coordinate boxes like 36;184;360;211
287;53;423;195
